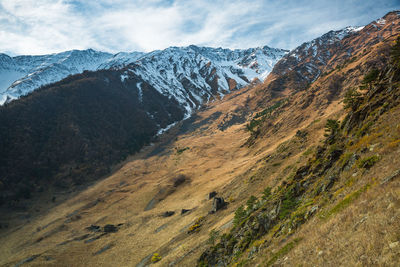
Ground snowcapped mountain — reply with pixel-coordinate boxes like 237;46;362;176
119;45;287;116
0;45;287;105
0;49;113;104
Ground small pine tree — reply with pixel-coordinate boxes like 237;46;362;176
208;229;220;245
343;88;361;110
324;119;340;137
233;205;246;226
262;187;272;200
246;195;258;211
362;69;379;90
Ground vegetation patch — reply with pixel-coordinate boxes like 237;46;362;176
207;229;220;245
246;99;287;133
357;155;380;169
188;216;205;234
321;184;370;220
175;146;190;155
151;253;162;263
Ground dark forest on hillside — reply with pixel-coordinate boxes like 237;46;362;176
0;69;185;205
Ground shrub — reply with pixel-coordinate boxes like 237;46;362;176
262;187;272;200
357;155;380;169
233;205;246;226
172;174;187;187
151;253;162;263
208;229;220;245
324;119;340;137
188;216;205;234
175;147;189;155
246;195;258;211
343;88;362;110
362;69;379;89
279;188;299;220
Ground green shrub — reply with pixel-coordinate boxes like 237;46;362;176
208;229;220;245
262;187;272;200
362;69;379;88
357;155;380;169
176;147;189;155
279;189;299;220
324;119;340;137
246;195;258;211
233;205;246;226
343;88;362;110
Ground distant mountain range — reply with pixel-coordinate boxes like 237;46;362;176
0;45;287;106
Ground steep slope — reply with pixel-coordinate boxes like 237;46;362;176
199;11;400;266
0;11;399;267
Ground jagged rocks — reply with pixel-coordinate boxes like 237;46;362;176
210;197;227;214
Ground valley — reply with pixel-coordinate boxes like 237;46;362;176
0;10;399;267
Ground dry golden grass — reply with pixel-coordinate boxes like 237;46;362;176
0;76;341;266
1;14;399;267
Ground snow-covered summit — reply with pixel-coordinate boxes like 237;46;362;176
119;45;287;116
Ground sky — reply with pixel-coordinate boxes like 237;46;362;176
0;0;399;56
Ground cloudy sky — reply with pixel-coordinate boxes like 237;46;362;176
0;0;398;55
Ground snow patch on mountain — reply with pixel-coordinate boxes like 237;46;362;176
0;49;113;104
121;45;287;116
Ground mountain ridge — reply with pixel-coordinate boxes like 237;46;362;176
0;45;287;106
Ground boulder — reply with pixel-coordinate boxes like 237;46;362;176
181;209;191;215
208;191;217;199
103;224;118;233
162;211;175;217
210;197;227;213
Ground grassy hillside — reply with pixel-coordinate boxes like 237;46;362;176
0;12;399;267
199;36;400;266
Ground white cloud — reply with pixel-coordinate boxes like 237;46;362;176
0;0;398;55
